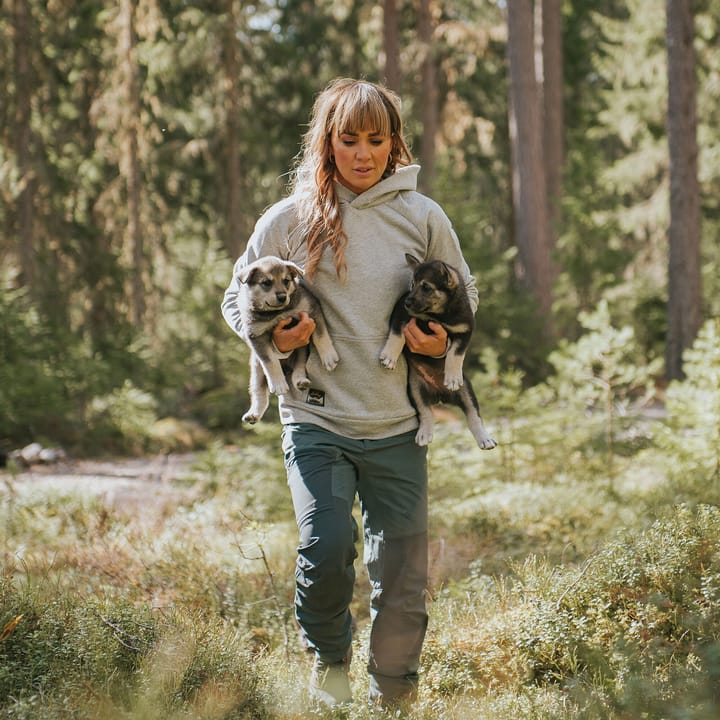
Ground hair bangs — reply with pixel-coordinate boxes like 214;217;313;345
332;83;393;138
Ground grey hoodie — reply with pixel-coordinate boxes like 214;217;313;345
221;165;478;440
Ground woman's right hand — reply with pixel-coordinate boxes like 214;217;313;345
272;311;316;353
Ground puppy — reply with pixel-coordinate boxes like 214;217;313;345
380;254;496;450
236;256;339;424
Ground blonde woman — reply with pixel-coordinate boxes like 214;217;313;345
222;78;478;708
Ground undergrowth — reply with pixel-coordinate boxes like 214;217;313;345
1;317;720;719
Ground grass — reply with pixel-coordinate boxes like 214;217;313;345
3;316;720;720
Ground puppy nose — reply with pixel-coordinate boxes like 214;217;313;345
276;292;287;303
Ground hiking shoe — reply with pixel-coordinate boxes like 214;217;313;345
309;654;352;707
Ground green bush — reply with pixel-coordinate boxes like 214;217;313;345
0;573;269;720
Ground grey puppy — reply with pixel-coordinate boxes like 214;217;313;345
379;254;496;450
236;256;339;424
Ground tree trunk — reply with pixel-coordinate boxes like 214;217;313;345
121;0;144;327
11;0;35;288
383;0;401;91
539;0;563;238
665;0;702;380
224;0;243;258
507;0;554;325
417;0;437;195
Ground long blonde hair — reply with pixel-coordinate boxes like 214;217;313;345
291;78;413;281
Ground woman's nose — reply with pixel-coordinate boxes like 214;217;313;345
355;143;371;159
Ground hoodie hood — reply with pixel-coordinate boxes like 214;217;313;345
335;164;420;209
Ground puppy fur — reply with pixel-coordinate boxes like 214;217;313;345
236;256;339;424
380;254;496;450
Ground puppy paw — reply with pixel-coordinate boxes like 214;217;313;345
268;379;290;396
415;426;434;446
242;411;260;424
379;352;398;370
443;373;464;391
294;376;311;391
479;436;497;450
320;349;340;371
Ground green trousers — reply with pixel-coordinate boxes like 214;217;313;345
282;423;429;702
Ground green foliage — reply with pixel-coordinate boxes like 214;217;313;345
84;380;159;455
657;318;720;489
3;348;720;719
0;574;269;720
423;505;720;719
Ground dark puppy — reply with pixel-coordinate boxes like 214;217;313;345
236;256;339;423
379;254;496;450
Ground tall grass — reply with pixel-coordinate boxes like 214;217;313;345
2;319;720;719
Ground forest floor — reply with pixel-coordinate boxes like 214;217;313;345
2;453;198;520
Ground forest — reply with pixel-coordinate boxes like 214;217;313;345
1;0;718;451
2;1;720;719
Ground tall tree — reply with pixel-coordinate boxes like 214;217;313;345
10;0;35;289
664;0;702;379
222;0;244;259
539;0;564;237
383;0;401;91
417;0;438;194
507;0;554;328
120;0;144;327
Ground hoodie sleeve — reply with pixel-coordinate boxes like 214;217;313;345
220;199;299;338
425;202;479;314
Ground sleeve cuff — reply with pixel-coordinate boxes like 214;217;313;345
429;338;451;359
271;339;294;359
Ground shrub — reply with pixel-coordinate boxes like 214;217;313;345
0;573;269;720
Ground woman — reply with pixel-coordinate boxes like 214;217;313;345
221;78;478;708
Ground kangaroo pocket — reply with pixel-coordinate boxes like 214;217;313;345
282;335;417;431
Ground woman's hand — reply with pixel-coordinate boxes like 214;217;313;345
403;318;448;357
272;311;316;353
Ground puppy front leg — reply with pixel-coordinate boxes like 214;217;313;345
310;315;339;371
379;330;406;369
252;338;290;395
243;353;270;424
443;339;466;391
380;297;409;370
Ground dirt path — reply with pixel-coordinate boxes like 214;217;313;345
1;453;198;517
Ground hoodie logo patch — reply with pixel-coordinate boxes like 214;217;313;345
306;388;325;407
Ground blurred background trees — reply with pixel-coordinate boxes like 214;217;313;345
1;0;718;452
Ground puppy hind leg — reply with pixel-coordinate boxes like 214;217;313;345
243;354;270;424
455;381;496;450
408;370;435;446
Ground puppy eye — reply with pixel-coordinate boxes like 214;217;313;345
261;279;273;289
420;281;432;292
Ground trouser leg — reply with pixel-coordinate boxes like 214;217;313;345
282;425;357;663
365;530;429;702
357;431;429;703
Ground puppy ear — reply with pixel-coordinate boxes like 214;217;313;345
440;262;459;290
285;261;305;280
237;266;260;285
405;253;422;269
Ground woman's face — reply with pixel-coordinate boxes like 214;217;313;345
330;128;392;194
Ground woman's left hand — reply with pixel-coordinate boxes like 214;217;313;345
403;318;448;357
